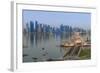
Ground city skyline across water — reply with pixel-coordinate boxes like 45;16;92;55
23;20;88;33
22;10;91;62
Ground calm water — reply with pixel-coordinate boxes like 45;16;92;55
23;33;90;62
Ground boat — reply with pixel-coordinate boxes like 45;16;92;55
60;32;91;48
60;42;91;48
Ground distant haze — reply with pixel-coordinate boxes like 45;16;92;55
23;10;91;30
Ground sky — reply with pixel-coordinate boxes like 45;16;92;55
22;10;91;30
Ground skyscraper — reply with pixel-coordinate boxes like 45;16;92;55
30;21;34;32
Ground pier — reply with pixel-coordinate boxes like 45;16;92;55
60;32;91;60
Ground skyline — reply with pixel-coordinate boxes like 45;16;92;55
25;20;87;32
23;10;91;30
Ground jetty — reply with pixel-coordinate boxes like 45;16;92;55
60;32;91;60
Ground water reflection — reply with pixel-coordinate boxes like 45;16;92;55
30;33;34;44
23;21;91;62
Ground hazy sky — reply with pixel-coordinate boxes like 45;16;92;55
23;10;91;30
